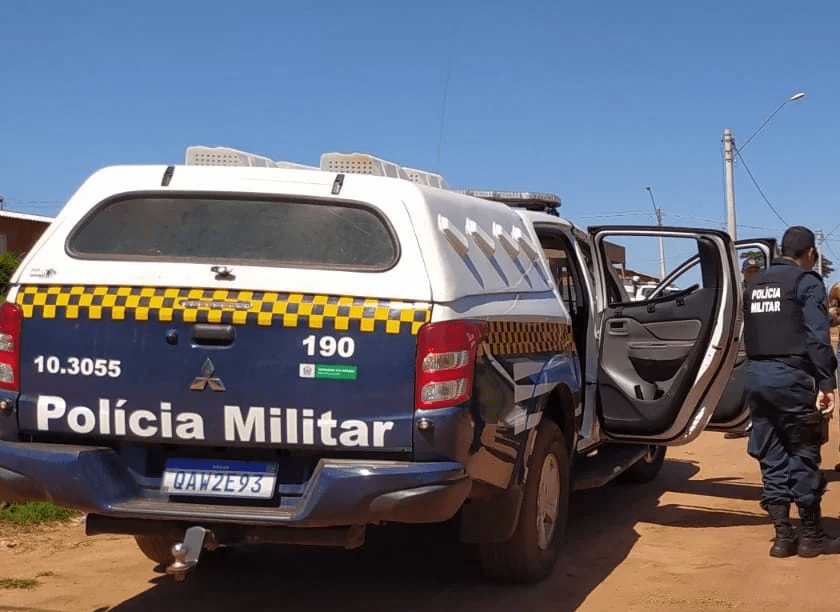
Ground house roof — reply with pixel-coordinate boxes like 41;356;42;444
615;267;660;283
0;210;54;224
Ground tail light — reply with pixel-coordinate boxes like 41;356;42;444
0;302;23;392
415;320;487;410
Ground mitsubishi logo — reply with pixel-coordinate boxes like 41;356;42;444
190;358;226;392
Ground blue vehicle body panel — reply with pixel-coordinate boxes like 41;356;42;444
2;284;582;530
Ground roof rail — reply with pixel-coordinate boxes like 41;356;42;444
455;189;561;216
185;146;449;189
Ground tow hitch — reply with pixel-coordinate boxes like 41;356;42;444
166;526;215;581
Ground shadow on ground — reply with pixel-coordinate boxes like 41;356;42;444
106;458;774;612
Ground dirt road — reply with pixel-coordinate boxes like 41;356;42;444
3;431;840;612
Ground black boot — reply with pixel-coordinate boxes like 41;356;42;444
797;503;840;557
766;503;798;558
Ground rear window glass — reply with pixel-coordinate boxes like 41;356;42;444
67;195;398;269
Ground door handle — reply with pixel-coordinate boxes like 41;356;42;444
192;324;235;346
608;320;629;336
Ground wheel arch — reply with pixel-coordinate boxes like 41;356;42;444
460;381;577;546
540;383;577;461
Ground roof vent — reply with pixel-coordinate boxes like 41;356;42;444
184;146;449;189
403;167;449;189
319;153;409;180
185;146;317;170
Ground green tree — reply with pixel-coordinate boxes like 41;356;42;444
739;250;768;270
740;250;834;280
818;254;834;280
0;251;21;300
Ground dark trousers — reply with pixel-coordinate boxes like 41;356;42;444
745;360;825;510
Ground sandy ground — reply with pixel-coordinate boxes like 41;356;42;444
3;431;840;612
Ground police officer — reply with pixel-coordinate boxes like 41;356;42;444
742;257;762;285
827;280;840;471
744;226;839;558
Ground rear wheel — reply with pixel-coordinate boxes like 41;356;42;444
478;421;570;583
134;535;177;565
617;445;666;484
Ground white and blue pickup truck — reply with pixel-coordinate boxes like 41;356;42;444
0;147;750;582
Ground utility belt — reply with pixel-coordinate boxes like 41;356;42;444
750;355;827;448
750;355;816;376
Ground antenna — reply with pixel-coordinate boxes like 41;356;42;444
436;19;461;174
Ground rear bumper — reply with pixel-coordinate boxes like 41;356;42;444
0;441;470;527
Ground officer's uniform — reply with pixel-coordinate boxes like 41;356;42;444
743;257;838;557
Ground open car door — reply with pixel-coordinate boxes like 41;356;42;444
590;226;741;445
643;238;776;431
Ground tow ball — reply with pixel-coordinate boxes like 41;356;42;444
166;526;214;581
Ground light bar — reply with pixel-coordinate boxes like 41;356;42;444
455;189;561;205
455;189;561;213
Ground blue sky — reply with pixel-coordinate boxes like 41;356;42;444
3;1;839;282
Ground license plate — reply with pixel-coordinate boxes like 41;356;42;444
162;459;278;499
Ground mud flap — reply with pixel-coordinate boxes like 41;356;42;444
459;484;524;543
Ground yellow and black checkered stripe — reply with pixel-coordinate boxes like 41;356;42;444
482;320;576;356
15;285;432;335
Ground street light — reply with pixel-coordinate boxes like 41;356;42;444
722;92;806;240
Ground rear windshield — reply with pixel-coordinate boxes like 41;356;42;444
67;194;398;269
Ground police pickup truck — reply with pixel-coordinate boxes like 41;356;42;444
0;147;748;583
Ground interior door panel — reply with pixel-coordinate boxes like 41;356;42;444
599;286;715;434
589;226;740;443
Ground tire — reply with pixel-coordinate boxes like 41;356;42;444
478;421;570;583
617;445;666;484
134;535;178;565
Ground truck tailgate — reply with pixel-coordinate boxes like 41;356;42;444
15;285;429;453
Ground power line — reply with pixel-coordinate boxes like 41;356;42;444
572;210;650;219
738;223;785;232
667;213;726;225
824;221;840;241
1;197;65;205
733;151;789;227
825;239;840;263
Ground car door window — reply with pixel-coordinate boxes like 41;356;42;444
538;232;589;356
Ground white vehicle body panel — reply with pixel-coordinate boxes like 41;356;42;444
14;165;566;329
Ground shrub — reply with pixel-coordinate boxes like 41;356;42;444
0;251;21;300
0;501;78;525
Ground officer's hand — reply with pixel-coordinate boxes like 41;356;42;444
817;391;835;417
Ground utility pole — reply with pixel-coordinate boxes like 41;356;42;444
816;229;824;278
722;130;737;240
645;186;666;279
